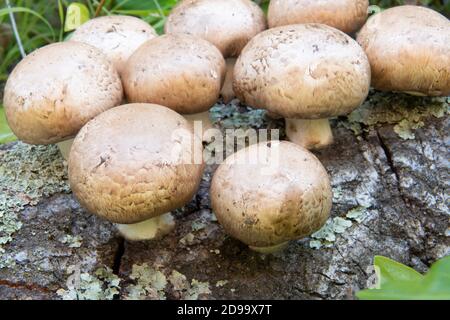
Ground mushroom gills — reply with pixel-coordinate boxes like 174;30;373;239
249;241;289;254
56;138;74;160
285;118;333;150
115;212;175;241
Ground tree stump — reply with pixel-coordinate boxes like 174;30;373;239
0;92;448;300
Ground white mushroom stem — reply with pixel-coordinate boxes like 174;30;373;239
220;58;236;104
56;138;74;160
184;111;214;141
285;118;333;150
249;242;289;254
115;213;175;241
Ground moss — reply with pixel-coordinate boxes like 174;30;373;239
344;92;449;140
0;143;70;267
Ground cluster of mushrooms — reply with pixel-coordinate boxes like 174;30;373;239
3;0;450;253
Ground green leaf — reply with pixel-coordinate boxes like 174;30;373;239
0;106;17;144
357;255;450;300
64;3;90;32
374;255;423;286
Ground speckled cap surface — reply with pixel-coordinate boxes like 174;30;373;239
69;103;205;224
71;15;157;75
3;42;123;145
268;0;368;34
233;24;371;119
123;34;226;114
357;5;450;96
165;0;267;57
211;141;332;248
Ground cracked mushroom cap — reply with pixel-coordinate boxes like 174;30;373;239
211;141;332;248
357;5;450;97
165;0;267;57
268;0;369;34
68;103;205;224
71;15;157;76
233;24;371;119
123;34;226;114
3;42;123;145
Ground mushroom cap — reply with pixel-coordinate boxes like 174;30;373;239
3;42;123;145
123;34;226;114
68;103;205;224
268;0;369;34
71;15;157;75
165;0;267;57
211;141;332;248
357;5;450;96
233;24;371;119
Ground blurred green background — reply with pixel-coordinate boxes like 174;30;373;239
0;0;449;143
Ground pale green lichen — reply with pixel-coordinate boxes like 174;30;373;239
60;235;83;248
344;92;449;140
186;279;211;300
215;280;228;287
56;266;120;300
179;232;196;246
309;217;353;249
168;270;189;292
393;119;424;140
0;143;69;266
310;206;371;249
346;206;369;223
210;103;267;129
125;263;167;300
191;219;207;232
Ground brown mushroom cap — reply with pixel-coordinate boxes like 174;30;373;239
3;42;123;145
211;141;332;248
165;0;267;57
268;0;368;34
71;15;157;76
123;34;226;114
69;103;204;224
357;5;450;96
233;24;371;119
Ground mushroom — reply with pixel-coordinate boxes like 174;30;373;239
3;42;123;159
68;103;205;241
233;24;371;149
123;34;226;136
165;0;267;103
357;5;450;97
220;58;237;104
71;15;157;77
211;141;332;253
268;0;369;34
